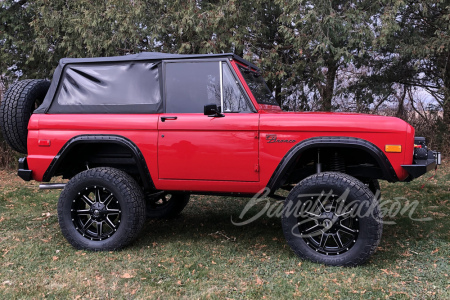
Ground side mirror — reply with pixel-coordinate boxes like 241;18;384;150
204;104;224;117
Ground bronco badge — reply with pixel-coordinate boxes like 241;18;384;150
266;134;296;143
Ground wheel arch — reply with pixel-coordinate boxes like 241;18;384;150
43;135;155;190
266;136;398;192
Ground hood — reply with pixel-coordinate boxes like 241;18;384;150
259;111;410;134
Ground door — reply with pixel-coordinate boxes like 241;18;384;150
158;61;259;182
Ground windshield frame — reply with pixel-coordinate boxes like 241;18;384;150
234;62;279;107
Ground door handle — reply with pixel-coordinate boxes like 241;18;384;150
161;116;177;122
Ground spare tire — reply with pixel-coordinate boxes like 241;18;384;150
0;79;50;154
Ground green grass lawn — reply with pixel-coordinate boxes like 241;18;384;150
1;163;449;299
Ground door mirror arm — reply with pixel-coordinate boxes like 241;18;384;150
204;104;224;117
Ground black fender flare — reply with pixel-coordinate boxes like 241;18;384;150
43;135;155;190
266;136;398;192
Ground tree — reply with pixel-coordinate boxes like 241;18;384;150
144;0;296;106
278;0;382;111
375;0;450;126
1;0;43;84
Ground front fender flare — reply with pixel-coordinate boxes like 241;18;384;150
266;136;398;192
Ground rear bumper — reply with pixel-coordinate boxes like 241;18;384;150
18;157;32;181
402;150;441;180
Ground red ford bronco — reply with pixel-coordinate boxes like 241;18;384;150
0;52;441;266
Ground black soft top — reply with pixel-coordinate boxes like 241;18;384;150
58;52;258;69
35;52;258;114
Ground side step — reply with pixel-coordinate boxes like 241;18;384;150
39;183;66;190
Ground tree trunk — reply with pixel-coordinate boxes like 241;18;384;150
396;85;407;119
444;53;450;129
322;63;338;112
275;79;282;107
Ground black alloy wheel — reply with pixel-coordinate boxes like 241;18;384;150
297;192;360;256
71;185;121;241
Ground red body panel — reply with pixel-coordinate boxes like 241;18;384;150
259;112;411;183
27;114;159;185
27;109;413;194
157;113;259;182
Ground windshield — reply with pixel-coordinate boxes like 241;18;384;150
237;65;279;106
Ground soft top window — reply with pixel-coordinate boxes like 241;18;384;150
49;61;162;114
165;61;220;113
237;65;278;106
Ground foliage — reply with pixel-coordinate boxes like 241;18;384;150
278;0;383;111
362;1;450;125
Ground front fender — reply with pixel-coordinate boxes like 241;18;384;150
266;136;398;192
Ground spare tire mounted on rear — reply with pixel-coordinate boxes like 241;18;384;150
0;79;50;154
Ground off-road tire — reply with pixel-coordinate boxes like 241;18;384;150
282;172;383;267
368;179;381;199
0;79;50;153
358;178;381;199
146;192;190;219
58;167;146;251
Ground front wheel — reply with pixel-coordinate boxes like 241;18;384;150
282;172;382;266
57;167;146;251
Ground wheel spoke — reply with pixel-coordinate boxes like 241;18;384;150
82;195;94;206
338;224;357;236
301;223;320;235
102;193;114;206
335;209;352;217
318;232;328;248
334;233;344;248
305;211;320;218
106;209;120;215
82;218;94;230
329;197;336;212
76;209;90;215
97;221;103;238
317;197;327;212
95;188;101;203
105;217;117;229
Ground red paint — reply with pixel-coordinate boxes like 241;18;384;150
38;139;51;147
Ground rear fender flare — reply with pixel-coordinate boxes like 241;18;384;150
42;135;154;189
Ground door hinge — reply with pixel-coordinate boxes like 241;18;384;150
254;163;260;172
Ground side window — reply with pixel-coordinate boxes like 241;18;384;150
50;61;163;114
222;63;250;112
165;62;220;113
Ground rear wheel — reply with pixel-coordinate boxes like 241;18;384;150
57;167;146;251
0;79;50;153
282;172;382;266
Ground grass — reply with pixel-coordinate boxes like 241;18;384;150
0;162;449;299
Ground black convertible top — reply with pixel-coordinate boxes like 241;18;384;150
58;52;258;69
35;52;258;114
